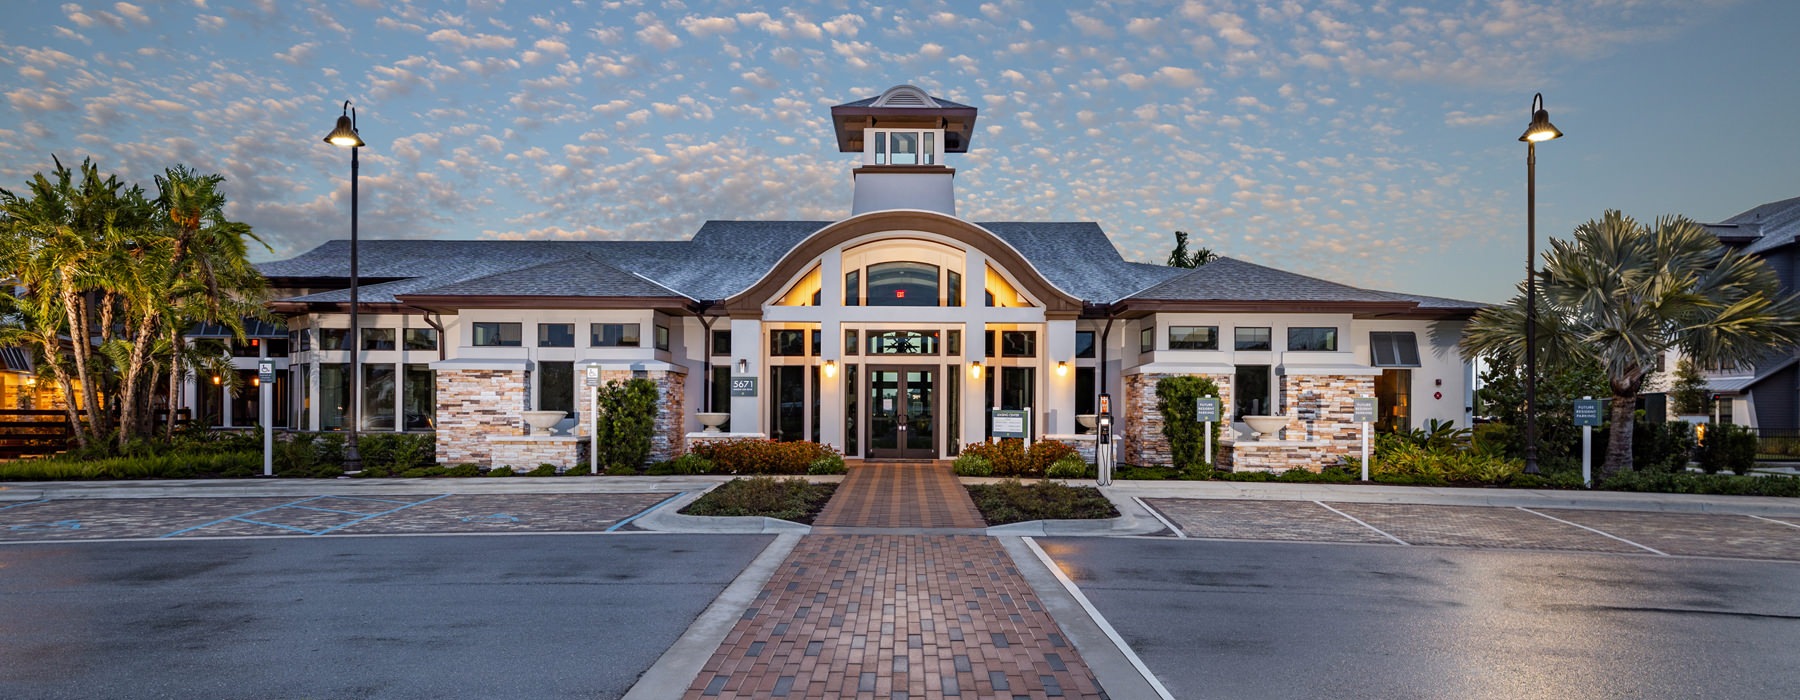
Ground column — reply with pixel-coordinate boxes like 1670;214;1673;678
1045;319;1076;435
728;317;764;436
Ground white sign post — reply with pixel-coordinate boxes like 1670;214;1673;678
586;366;601;475
1195;398;1221;467
1573;396;1604;488
258;360;275;477
1353;397;1377;481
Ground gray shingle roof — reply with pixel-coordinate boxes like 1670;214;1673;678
260;221;1481;313
834;93;976;110
1711;195;1800;256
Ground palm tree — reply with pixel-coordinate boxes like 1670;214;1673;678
1165;230;1217;268
1462;210;1800;478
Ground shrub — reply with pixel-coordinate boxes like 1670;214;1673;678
959;439;1079;478
355;433;435;471
671;453;716;475
689;439;836;475
606;462;644;476
443;464;481;478
594;378;659;469
1046;454;1088;479
1367;433;1524;484
1633;420;1694;472
680;477;837;523
951;454;993;477
487;466;515;477
0;450;260;481
965;479;1118;525
1599;470;1799;497
1155;375;1224;468
807;453;847;475
1697;423;1758;475
562;465;592;476
525;463;560;477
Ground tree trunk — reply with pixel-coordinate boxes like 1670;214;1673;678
37;335;88;450
1600;392;1636;479
59;274;104;445
165;332;183;436
115;311;161;449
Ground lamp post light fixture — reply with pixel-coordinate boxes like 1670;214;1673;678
1519;92;1562;475
325;100;366;471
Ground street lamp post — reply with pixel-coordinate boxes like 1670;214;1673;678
1519;93;1563;475
325;101;366;471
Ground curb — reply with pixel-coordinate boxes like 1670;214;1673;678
631;489;813;534
984;485;1167;537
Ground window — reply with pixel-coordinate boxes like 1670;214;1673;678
404;328;438;351
845;270;861;306
538;361;574;416
810;329;821;357
298;328;312;352
711;329;731;356
1140;327;1155;353
589;323;640;347
266;338;289;356
1376;369;1412;433
985;330;995;358
1369;331;1421;367
1169;326;1219;351
947;270;962;307
947;330;961;356
845;329;859;356
866;261;940;307
1076;331;1095;358
403;364;434;430
873;130;937;166
319;363;348;430
473;322;521;347
1001;331;1036;358
867;330;939;355
319;328;348;350
362;364;395;430
770;329;805;356
538;323;575;348
231;339;262;357
655;325;670;352
361;328;395;351
890;131;918;165
1287;327;1338;352
1234;327;1272;351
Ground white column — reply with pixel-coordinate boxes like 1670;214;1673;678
1045;319;1076;435
819;249;844;450
728;317;764;436
962;320;986;449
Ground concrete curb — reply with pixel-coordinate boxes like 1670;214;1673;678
985;484;1167;537
632;489;813;534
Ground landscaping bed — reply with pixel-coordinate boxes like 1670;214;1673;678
965;479;1119;525
679;477;838;524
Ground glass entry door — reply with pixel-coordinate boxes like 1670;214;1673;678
867;365;937;459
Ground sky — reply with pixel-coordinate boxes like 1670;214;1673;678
2;0;1797;304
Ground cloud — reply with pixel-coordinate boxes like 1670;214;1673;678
274;42;317;65
636;23;682;50
678;16;736;36
426;28;518;51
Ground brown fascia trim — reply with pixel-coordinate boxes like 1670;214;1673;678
721;210;1085;318
1111;299;1423;316
852;166;957;175
393;294;695;312
268;301;416;315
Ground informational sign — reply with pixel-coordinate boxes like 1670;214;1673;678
1573;399;1604;427
730;376;758;397
991;409;1028;438
584;365;600;387
1195;398;1220;423
1097;393;1111;416
1353;397;1377;423
257;359;275;382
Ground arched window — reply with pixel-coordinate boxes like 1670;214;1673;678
865;261;940;307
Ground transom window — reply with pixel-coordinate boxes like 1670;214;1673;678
472;323;521;347
538;323;575;348
1234;327;1272;351
1287;327;1338;352
590;323;640;347
867;330;940;355
1169;326;1219;351
861;261;940;307
770;329;806;356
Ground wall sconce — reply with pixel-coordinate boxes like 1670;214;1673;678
737;359;749;374
823;359;837;378
968;361;982;379
211;375;221;385
251;376;261;387
1056;361;1068;377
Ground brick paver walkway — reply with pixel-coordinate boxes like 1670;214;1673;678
685;462;1106;699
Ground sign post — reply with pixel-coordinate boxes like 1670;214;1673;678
1196;398;1220;467
258;359;275;477
1352;397;1377;481
1573;396;1603;487
586;366;601;475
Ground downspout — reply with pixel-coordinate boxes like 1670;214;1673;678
1093;303;1117;414
406;307;449;361
693;301;720;412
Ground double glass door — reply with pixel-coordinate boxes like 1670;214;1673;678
867;366;936;459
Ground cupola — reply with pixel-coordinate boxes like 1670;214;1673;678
830;85;979;216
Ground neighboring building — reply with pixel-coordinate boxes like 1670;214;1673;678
1701;195;1800;434
255;85;1484;470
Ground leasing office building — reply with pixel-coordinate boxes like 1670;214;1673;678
257;85;1483;471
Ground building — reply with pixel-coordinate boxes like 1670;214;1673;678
1701;195;1800;433
254;85;1484;470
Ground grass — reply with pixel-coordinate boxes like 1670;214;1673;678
0;450;261;481
681;477;838;524
964;479;1119;525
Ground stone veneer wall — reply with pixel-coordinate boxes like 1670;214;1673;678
1218;373;1373;472
435;369;530;465
1121;372;1233;467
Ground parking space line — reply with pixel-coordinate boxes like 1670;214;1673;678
1132;497;1186;538
316;495;421;505
159;496;329;538
285;504;379;516
1749;514;1800;530
1022;537;1177;700
1516;507;1668;556
606;493;684;532
232;518;323;535
1313;501;1409;545
310;494;450;535
0;498;50;511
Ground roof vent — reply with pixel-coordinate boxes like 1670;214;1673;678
872;85;938;108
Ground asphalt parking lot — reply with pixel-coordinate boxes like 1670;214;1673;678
1143;497;1800;560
